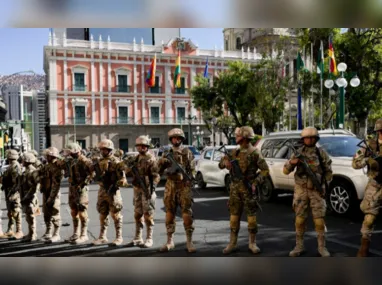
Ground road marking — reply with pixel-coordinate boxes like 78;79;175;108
194;197;228;203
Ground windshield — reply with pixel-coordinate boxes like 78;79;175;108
188;146;200;155
318;136;361;157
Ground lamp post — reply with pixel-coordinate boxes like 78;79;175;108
324;62;360;129
182;114;196;145
193;126;204;149
228;126;233;145
211;117;217;146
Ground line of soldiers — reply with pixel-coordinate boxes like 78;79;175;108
0;122;380;257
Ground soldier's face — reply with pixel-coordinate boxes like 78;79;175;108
136;145;148;154
236;135;243;144
46;155;54;163
100;148;111;157
303;137;317;146
171;137;182;147
71;152;79;159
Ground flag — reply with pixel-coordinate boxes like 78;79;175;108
328;37;338;75
146;53;156;87
203;57;209;78
317;40;324;77
296;51;304;71
174;50;181;87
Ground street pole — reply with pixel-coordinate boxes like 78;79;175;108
188;120;191;145
339;86;345;129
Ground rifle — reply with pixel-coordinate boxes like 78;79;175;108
216;145;262;210
92;159;103;182
163;151;199;195
281;139;323;193
125;157;152;199
357;139;382;184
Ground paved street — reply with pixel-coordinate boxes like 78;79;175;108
1;180;382;257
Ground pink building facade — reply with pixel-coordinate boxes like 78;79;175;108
44;32;261;152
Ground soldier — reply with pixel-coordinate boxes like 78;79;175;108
39;147;64;243
28;150;43;169
20;153;41;242
92;139;127;246
218;126;270;255
0;150;23;239
283;127;333;257
352;118;382;257
114;148;124;160
64;143;94;244
123;135;160;248
157;128;196;253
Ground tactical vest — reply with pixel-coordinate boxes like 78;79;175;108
69;156;90;186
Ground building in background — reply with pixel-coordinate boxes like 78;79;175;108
44;32;261;151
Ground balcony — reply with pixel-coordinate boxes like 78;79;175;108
111;117;134;124
71;85;88;92
138;117;204;125
114;85;131;93
67;117;92;125
149;86;162;94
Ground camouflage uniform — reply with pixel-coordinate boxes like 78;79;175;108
0;150;23;239
64;143;94;244
124;135;161;248
28;150;43;169
20;153;41;241
114;148;124;159
283;127;333;257
92;139;127;246
39;147;64;243
218;126;270;255
352;118;382;257
158;128;196;253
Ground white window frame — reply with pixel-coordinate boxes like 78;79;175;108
115;99;132;119
114;67;131;86
147;100;163;123
72;98;89;123
174;100;189;123
71;65;88;91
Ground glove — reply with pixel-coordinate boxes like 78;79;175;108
368;157;379;171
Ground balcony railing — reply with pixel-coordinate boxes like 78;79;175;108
175;88;187;94
137;117;204;125
67;117;92;125
114;85;131;93
71;85;88;92
111;117;135;124
149;86;162;94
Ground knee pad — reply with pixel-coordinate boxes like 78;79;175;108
247;216;257;228
144;213;154;226
111;211;122;221
182;214;193;228
79;211;88;222
134;212;143;222
165;212;175;225
230;215;240;232
313;218;325;232
364;214;376;227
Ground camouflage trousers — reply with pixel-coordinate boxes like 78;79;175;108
68;184;89;224
292;184;326;219
42;193;61;228
133;186;156;220
360;179;382;238
22;196;40;232
163;179;194;234
96;187;123;225
5;191;22;230
228;181;259;233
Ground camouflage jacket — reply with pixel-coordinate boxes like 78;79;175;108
0;161;22;194
283;145;333;185
39;158;64;199
158;146;195;180
352;138;382;180
124;152;161;188
94;155;126;189
218;145;270;186
67;154;94;187
20;164;40;201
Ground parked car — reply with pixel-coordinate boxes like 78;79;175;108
255;129;368;216
195;145;238;193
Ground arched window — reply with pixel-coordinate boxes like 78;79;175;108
236;37;241;50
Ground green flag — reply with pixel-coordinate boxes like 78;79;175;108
296;51;304;71
317;40;324;78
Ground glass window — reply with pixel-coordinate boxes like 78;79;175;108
188;146;200;155
75;106;85;124
74;73;85;91
150;107;159;123
203;149;213;160
177;107;185;123
118;107;128;124
318;136;361;157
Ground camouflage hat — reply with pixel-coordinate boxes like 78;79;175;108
375;119;382;132
7;149;19;160
66;142;82;154
234;126;255;139
168;128;185;141
98;139;114;150
135;135;151;146
23;153;36;164
44;147;60;158
301;127;319;138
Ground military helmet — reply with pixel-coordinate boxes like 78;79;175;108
301;127;319;139
7;149;19;160
44;147;60;158
114;148;124;157
23;153;36;164
374;119;382;132
28;150;39;157
66;142;82;154
135;135;151;147
98;139;114;150
168;128;185;141
234;126;255;139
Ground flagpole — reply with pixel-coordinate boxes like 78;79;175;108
320;40;323;127
303;46;306;128
311;42;314;126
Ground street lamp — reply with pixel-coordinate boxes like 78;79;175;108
193;126;204;149
324;62;360;129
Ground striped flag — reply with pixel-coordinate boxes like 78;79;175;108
317;40;324;77
146;53;156;87
328;37;338;75
174;50;181;87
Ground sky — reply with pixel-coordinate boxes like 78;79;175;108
0;28;224;75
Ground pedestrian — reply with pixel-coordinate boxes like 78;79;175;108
283;127;333;257
123;135;161;248
352;118;382;257
157;128;196;253
92;139;127;246
0;150;23;239
218;126;270;255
